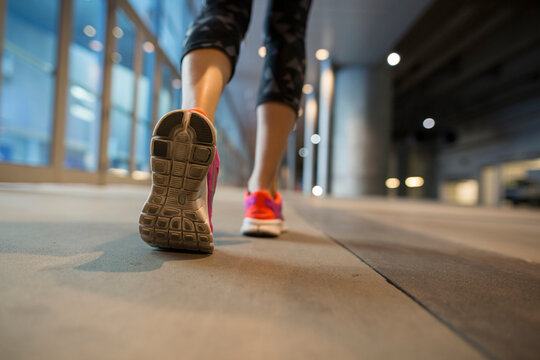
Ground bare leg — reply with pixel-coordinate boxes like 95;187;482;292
181;48;232;123
247;102;296;197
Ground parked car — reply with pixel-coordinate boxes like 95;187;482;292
505;179;540;206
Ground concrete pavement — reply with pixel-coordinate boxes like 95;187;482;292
1;183;538;359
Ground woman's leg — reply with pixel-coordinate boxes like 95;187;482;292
247;102;296;196
181;48;231;122
181;0;252;120
140;1;253;252
248;0;312;197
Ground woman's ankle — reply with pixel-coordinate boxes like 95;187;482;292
247;178;277;198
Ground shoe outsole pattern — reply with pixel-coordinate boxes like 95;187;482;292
139;110;216;253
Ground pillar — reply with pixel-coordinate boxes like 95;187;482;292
330;64;392;196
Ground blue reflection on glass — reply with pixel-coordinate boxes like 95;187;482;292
135;41;155;172
108;10;136;171
64;0;107;171
0;0;60;166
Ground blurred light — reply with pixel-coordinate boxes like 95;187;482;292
111;52;122;63
302;84;313;94
70;85;95;103
70;104;94;122
142;41;154;53
172;79;182;89
298;147;309;158
405;176;424;188
455;180;478;205
112;26;124;38
132;171;150;180
298;107;304;117
423;117;435;129
315;48;329;61
310;134;321;144
258;46;266;58
305;97;317;122
89;40;103;52
385;178;400;189
312;185;323;197
83;25;96;37
387;52;401;66
109;168;129;176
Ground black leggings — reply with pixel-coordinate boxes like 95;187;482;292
183;0;312;112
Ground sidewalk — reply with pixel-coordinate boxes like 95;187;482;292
0;184;538;359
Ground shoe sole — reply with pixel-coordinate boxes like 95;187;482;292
139;110;216;253
240;218;285;237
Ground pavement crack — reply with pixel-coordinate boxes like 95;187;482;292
321;230;496;360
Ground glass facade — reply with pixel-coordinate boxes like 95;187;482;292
0;0;60;166
134;39;155;172
108;10;136;172
0;0;185;181
64;0;106;171
128;0;190;70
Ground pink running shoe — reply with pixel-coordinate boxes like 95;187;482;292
241;190;286;237
139;109;219;253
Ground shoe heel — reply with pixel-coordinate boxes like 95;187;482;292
139;110;217;253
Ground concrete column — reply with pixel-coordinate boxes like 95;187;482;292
316;60;334;195
331;64;392;197
285;127;297;191
302;94;317;195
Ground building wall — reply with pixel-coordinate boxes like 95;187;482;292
0;0;248;186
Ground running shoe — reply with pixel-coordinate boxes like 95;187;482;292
240;190;286;237
139;109;219;253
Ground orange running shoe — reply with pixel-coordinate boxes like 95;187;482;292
240;190;286;237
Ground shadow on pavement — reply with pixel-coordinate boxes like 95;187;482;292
0;222;249;273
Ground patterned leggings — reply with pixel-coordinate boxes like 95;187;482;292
183;0;312;112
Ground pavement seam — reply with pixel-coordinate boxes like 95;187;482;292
320;230;497;360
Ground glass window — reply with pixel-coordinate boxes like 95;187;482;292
173;77;182;109
129;0;190;70
0;0;60;166
157;63;173;118
157;0;184;70
134;39;155;172
64;0;107;171
127;0;158;33
108;10;136;172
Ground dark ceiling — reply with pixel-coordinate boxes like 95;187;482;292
392;0;540;145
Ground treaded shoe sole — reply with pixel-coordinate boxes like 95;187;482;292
240;218;286;237
139;110;216;253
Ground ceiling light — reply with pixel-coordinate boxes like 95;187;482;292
89;40;103;52
111;52;122;63
70;85;96;103
387;52;400;66
315;48;329;61
112;26;124;39
302;84;313;94
310;134;321;144
385;178;400;189
258;46;266;58
405;176;424;188
83;25;96;37
70;104;95;122
142;41;154;53
298;147;309;158
423;118;435;129
312;185;323;197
